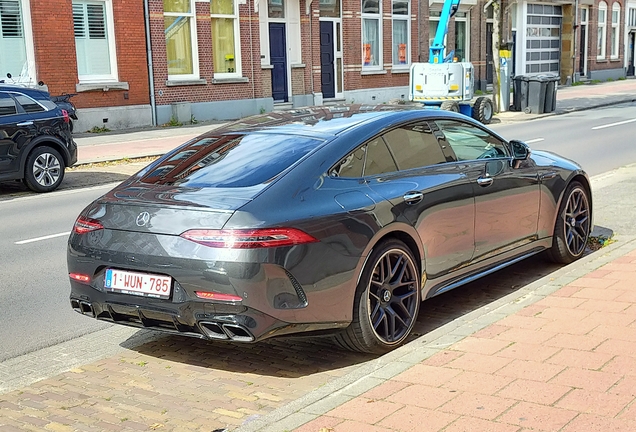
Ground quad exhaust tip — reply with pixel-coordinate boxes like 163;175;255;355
199;321;254;342
71;299;95;317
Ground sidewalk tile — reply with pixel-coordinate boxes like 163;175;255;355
571;287;624;300
549;367;621;392
495;359;565;382
360;380;410;400
602;357;636;377
325;397;402;424
538;319;599;335
378;406;458;432
590;325;636;342
392;364;462;386
448;337;511;355
494;328;557;345
307;419;387;432
560;413;636;432
293;415;344;432
497;401;577;431
471;324;510;339
443;416;521;432
533;307;591;322
495;315;550;330
552;284;584;297
603;271;636;281
495;379;571;405
595;338;636;357
445;352;513;374
386;384;458;409
515;304;548;317
583;311;636;327
438;391;517;420
496;342;561;362
442;371;515;395
576;299;632;313
556;388;634;417
421;350;464;366
544;348;614;370
618;400;636;421
535;297;587;309
568;278;620;289
543;333;607;350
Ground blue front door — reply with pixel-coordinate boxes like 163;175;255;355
269;23;288;103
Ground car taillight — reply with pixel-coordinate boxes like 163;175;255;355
73;216;104;234
180;228;318;249
195;291;243;302
61;109;70;123
69;273;91;284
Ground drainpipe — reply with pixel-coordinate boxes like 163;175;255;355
144;0;157;126
573;0;578;83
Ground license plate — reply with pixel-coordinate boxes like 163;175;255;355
104;269;172;298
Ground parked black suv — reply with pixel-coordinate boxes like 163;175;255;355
0;85;77;192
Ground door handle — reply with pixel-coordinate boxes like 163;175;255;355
16;121;33;127
476;177;494;187
403;192;424;205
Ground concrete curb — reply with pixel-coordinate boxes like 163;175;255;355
235;235;636;432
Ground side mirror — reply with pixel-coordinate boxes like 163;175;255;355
509;140;530;161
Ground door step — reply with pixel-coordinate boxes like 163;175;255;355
273;102;293;112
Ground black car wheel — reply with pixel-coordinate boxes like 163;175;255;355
24;146;65;193
336;239;420;354
547;181;591;263
472;97;493;124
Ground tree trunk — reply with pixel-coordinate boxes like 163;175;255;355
492;1;501;113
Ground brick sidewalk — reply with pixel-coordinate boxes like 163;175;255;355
292;249;636;432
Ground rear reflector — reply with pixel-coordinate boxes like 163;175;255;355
195;291;243;302
180;228;318;249
69;273;91;284
73;216;104;234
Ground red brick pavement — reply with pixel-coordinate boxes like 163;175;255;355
295;251;636;432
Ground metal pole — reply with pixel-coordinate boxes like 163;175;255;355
143;0;157;126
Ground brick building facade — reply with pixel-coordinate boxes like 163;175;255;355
0;0;151;132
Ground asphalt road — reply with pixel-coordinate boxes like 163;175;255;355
491;101;636;176
0;102;635;363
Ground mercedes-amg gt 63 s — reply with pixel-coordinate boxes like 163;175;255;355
68;106;591;353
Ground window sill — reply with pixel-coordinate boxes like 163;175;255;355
165;79;208;87
212;77;249;84
610;58;621;62
261;64;274;69
76;81;129;92
596;58;608;62
361;69;388;76
291;63;306;68
391;67;410;74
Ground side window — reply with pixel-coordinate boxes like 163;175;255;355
365;137;398;176
13;94;45;113
331;146;366;178
0;93;18;116
436;120;508;161
382;122;446;170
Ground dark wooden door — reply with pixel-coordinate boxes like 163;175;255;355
320;21;335;99
486;23;493;84
269;23;288;102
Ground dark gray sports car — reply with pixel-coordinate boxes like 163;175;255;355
68;105;592;353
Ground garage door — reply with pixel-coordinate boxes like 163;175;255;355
525;4;562;74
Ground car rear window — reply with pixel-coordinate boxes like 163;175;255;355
140;133;323;188
13;94;45;113
0;92;17;116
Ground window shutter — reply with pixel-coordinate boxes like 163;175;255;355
0;0;23;38
87;3;106;39
73;3;86;38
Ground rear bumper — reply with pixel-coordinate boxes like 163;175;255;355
69;281;349;342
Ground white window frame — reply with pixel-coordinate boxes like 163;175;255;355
453;11;470;62
210;0;242;78
73;0;119;83
164;0;199;81
611;2;620;58
361;0;382;71
391;0;410;69
598;1;607;59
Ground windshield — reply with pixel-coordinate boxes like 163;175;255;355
139;133;323;188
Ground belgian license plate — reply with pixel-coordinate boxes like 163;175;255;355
104;269;172;298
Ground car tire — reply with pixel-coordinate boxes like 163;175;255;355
440;101;460;112
334;239;421;354
24;146;65;193
547;181;591;264
472;97;493;124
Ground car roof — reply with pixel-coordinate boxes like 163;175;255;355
205;104;486;140
0;84;50;98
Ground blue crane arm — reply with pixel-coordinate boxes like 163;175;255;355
429;0;461;64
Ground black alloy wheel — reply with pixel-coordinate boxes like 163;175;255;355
335;239;420;353
24;146;65;193
547;181;591;263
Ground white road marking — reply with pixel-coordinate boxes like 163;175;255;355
0;182;119;205
592;118;636;130
525;138;544;144
15;231;70;245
